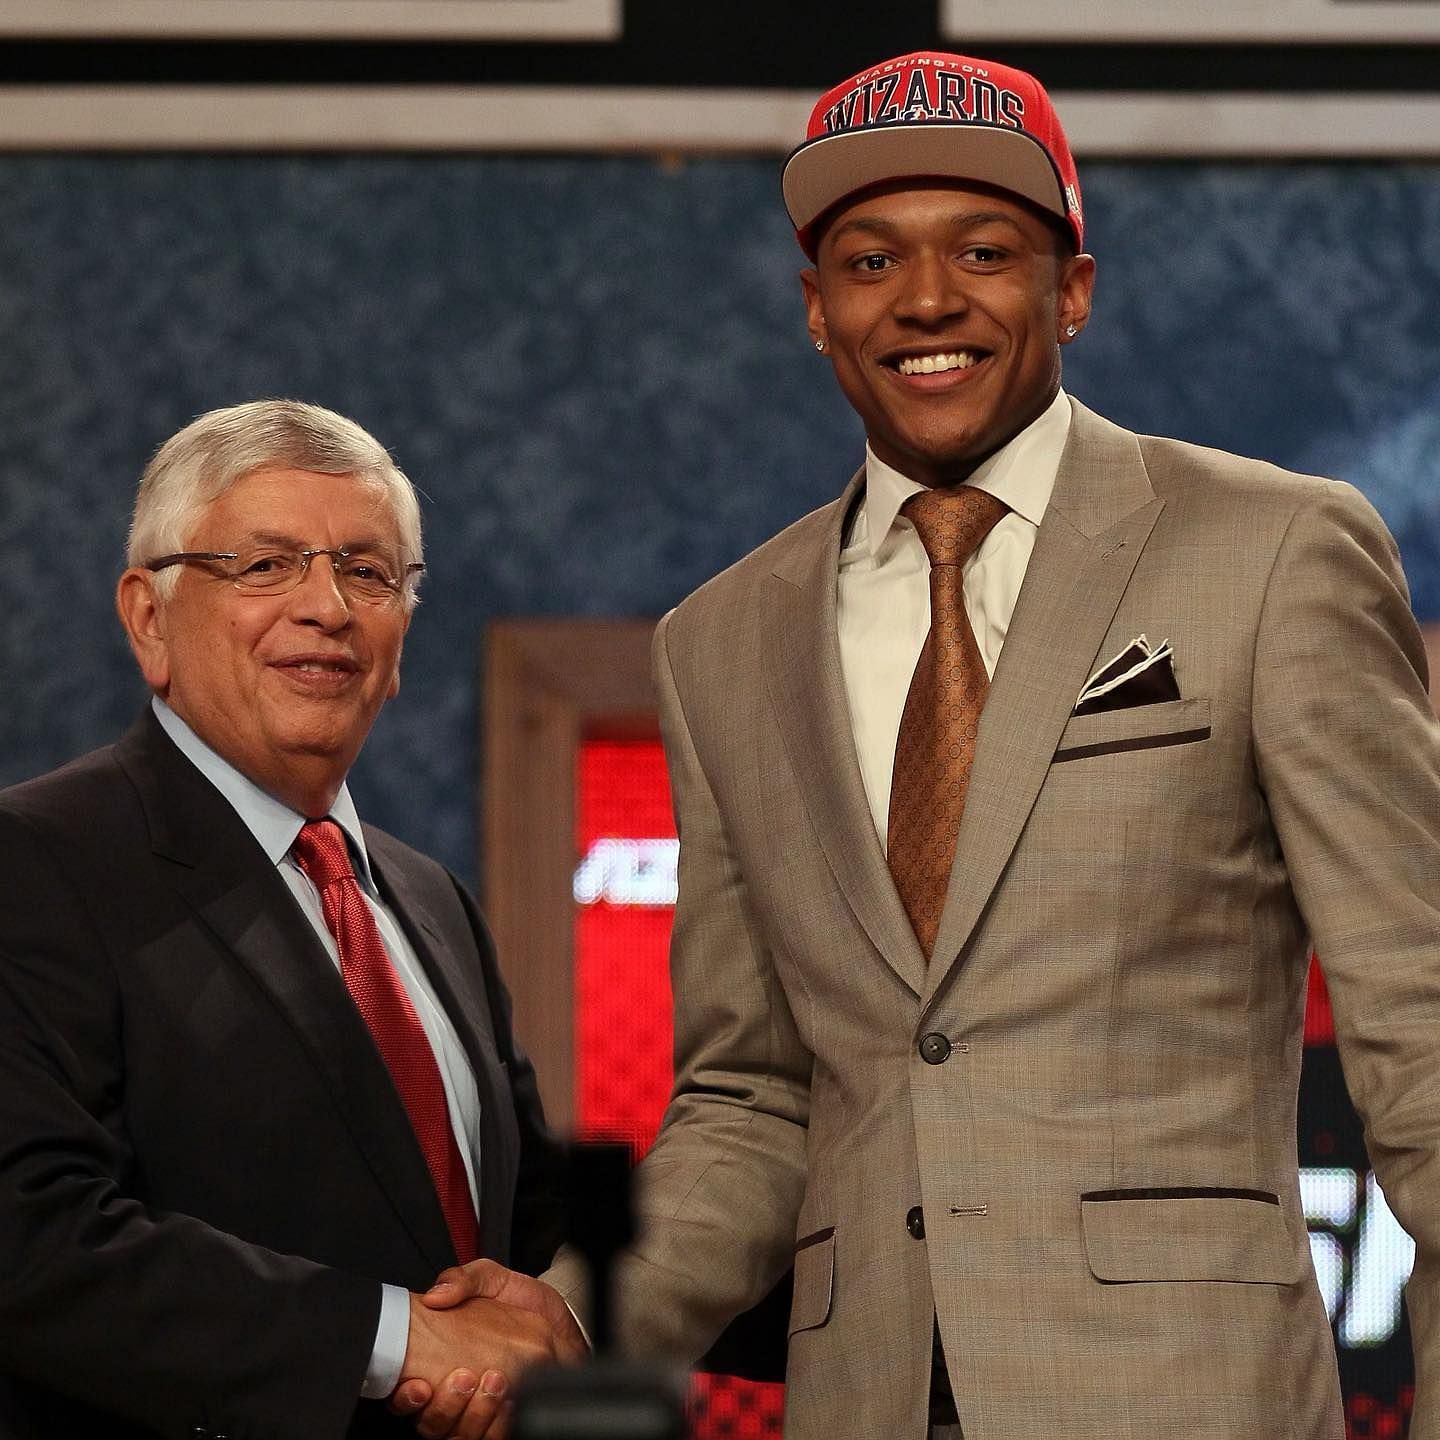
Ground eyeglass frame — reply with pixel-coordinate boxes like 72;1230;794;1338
144;547;426;604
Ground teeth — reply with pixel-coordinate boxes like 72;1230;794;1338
898;351;978;376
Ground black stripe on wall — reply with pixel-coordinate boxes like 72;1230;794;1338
3;34;1438;93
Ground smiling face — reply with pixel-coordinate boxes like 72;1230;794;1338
801;182;1095;487
116;467;411;816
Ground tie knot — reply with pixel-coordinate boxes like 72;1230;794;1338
291;818;355;891
902;485;1009;567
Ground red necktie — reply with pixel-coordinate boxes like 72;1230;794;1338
291;819;479;1263
887;486;1009;958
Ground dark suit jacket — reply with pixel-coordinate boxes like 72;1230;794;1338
0;710;564;1440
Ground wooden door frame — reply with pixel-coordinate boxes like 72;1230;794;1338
481;618;658;1131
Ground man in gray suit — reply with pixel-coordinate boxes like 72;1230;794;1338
426;48;1440;1440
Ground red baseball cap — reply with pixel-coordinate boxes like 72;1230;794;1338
782;51;1083;257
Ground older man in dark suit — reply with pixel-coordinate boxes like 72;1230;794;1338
0;400;582;1440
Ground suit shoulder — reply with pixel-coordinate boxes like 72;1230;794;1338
1147;436;1399;586
1135;429;1375;520
666;488;850;631
0;742;131;836
0;745;139;959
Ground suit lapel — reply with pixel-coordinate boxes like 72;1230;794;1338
366;843;516;1256
923;402;1164;1007
765;472;929;997
119;714;456;1273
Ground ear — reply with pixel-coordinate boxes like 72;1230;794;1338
799;267;828;353
1057;252;1096;344
115;568;172;694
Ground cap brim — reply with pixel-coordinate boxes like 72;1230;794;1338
782;122;1068;240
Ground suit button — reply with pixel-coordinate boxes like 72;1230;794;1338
906;1205;926;1239
919;1032;952;1064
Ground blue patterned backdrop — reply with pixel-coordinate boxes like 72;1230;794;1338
1;155;1437;882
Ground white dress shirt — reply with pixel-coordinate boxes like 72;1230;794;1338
836;389;1073;847
152;698;481;1398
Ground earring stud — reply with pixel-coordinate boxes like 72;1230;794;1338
815;339;826;352
1065;324;1078;337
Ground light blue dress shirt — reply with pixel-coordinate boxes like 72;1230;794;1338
152;698;482;1398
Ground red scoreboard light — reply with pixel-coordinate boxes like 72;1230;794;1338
573;740;677;1154
569;739;1417;1440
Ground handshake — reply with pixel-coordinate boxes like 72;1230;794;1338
390;1260;588;1440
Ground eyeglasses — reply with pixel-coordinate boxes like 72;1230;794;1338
145;547;425;605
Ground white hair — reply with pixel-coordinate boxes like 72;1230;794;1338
127;399;423;606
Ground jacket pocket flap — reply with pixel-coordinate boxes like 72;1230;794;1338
1080;1192;1303;1283
788;1227;835;1334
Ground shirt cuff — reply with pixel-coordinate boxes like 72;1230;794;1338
361;1283;411;1398
564;1296;594;1353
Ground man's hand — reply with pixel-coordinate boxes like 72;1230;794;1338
424;1261;587;1362
388;1264;587;1438
389;1363;510;1440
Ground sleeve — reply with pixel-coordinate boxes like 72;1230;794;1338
0;809;382;1440
550;610;814;1363
1249;479;1440;1428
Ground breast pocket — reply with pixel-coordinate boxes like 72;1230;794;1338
1053;697;1211;764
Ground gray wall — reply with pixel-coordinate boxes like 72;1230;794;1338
2;154;1437;883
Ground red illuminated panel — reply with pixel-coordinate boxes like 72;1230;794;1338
1347;1389;1413;1439
690;1374;786;1436
1305;957;1336;1046
575;739;677;1153
574;738;785;1437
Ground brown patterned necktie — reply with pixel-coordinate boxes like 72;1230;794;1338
887;485;1009;958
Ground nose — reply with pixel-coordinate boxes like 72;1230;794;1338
285;553;351;629
894;249;967;326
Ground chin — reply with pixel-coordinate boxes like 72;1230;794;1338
886;413;978;455
895;437;989;483
273;725;353;762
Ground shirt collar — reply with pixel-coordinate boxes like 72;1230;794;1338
151;697;374;889
854;388;1073;559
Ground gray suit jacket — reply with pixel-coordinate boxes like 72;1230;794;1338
552;399;1440;1439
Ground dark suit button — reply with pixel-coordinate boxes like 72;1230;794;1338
190;1429;213;1440
919;1032;952;1064
906;1205;926;1239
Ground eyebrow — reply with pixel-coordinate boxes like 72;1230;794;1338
238;529;395;553
828;209;1026;245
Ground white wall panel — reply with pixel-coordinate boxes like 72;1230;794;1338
0;0;620;40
